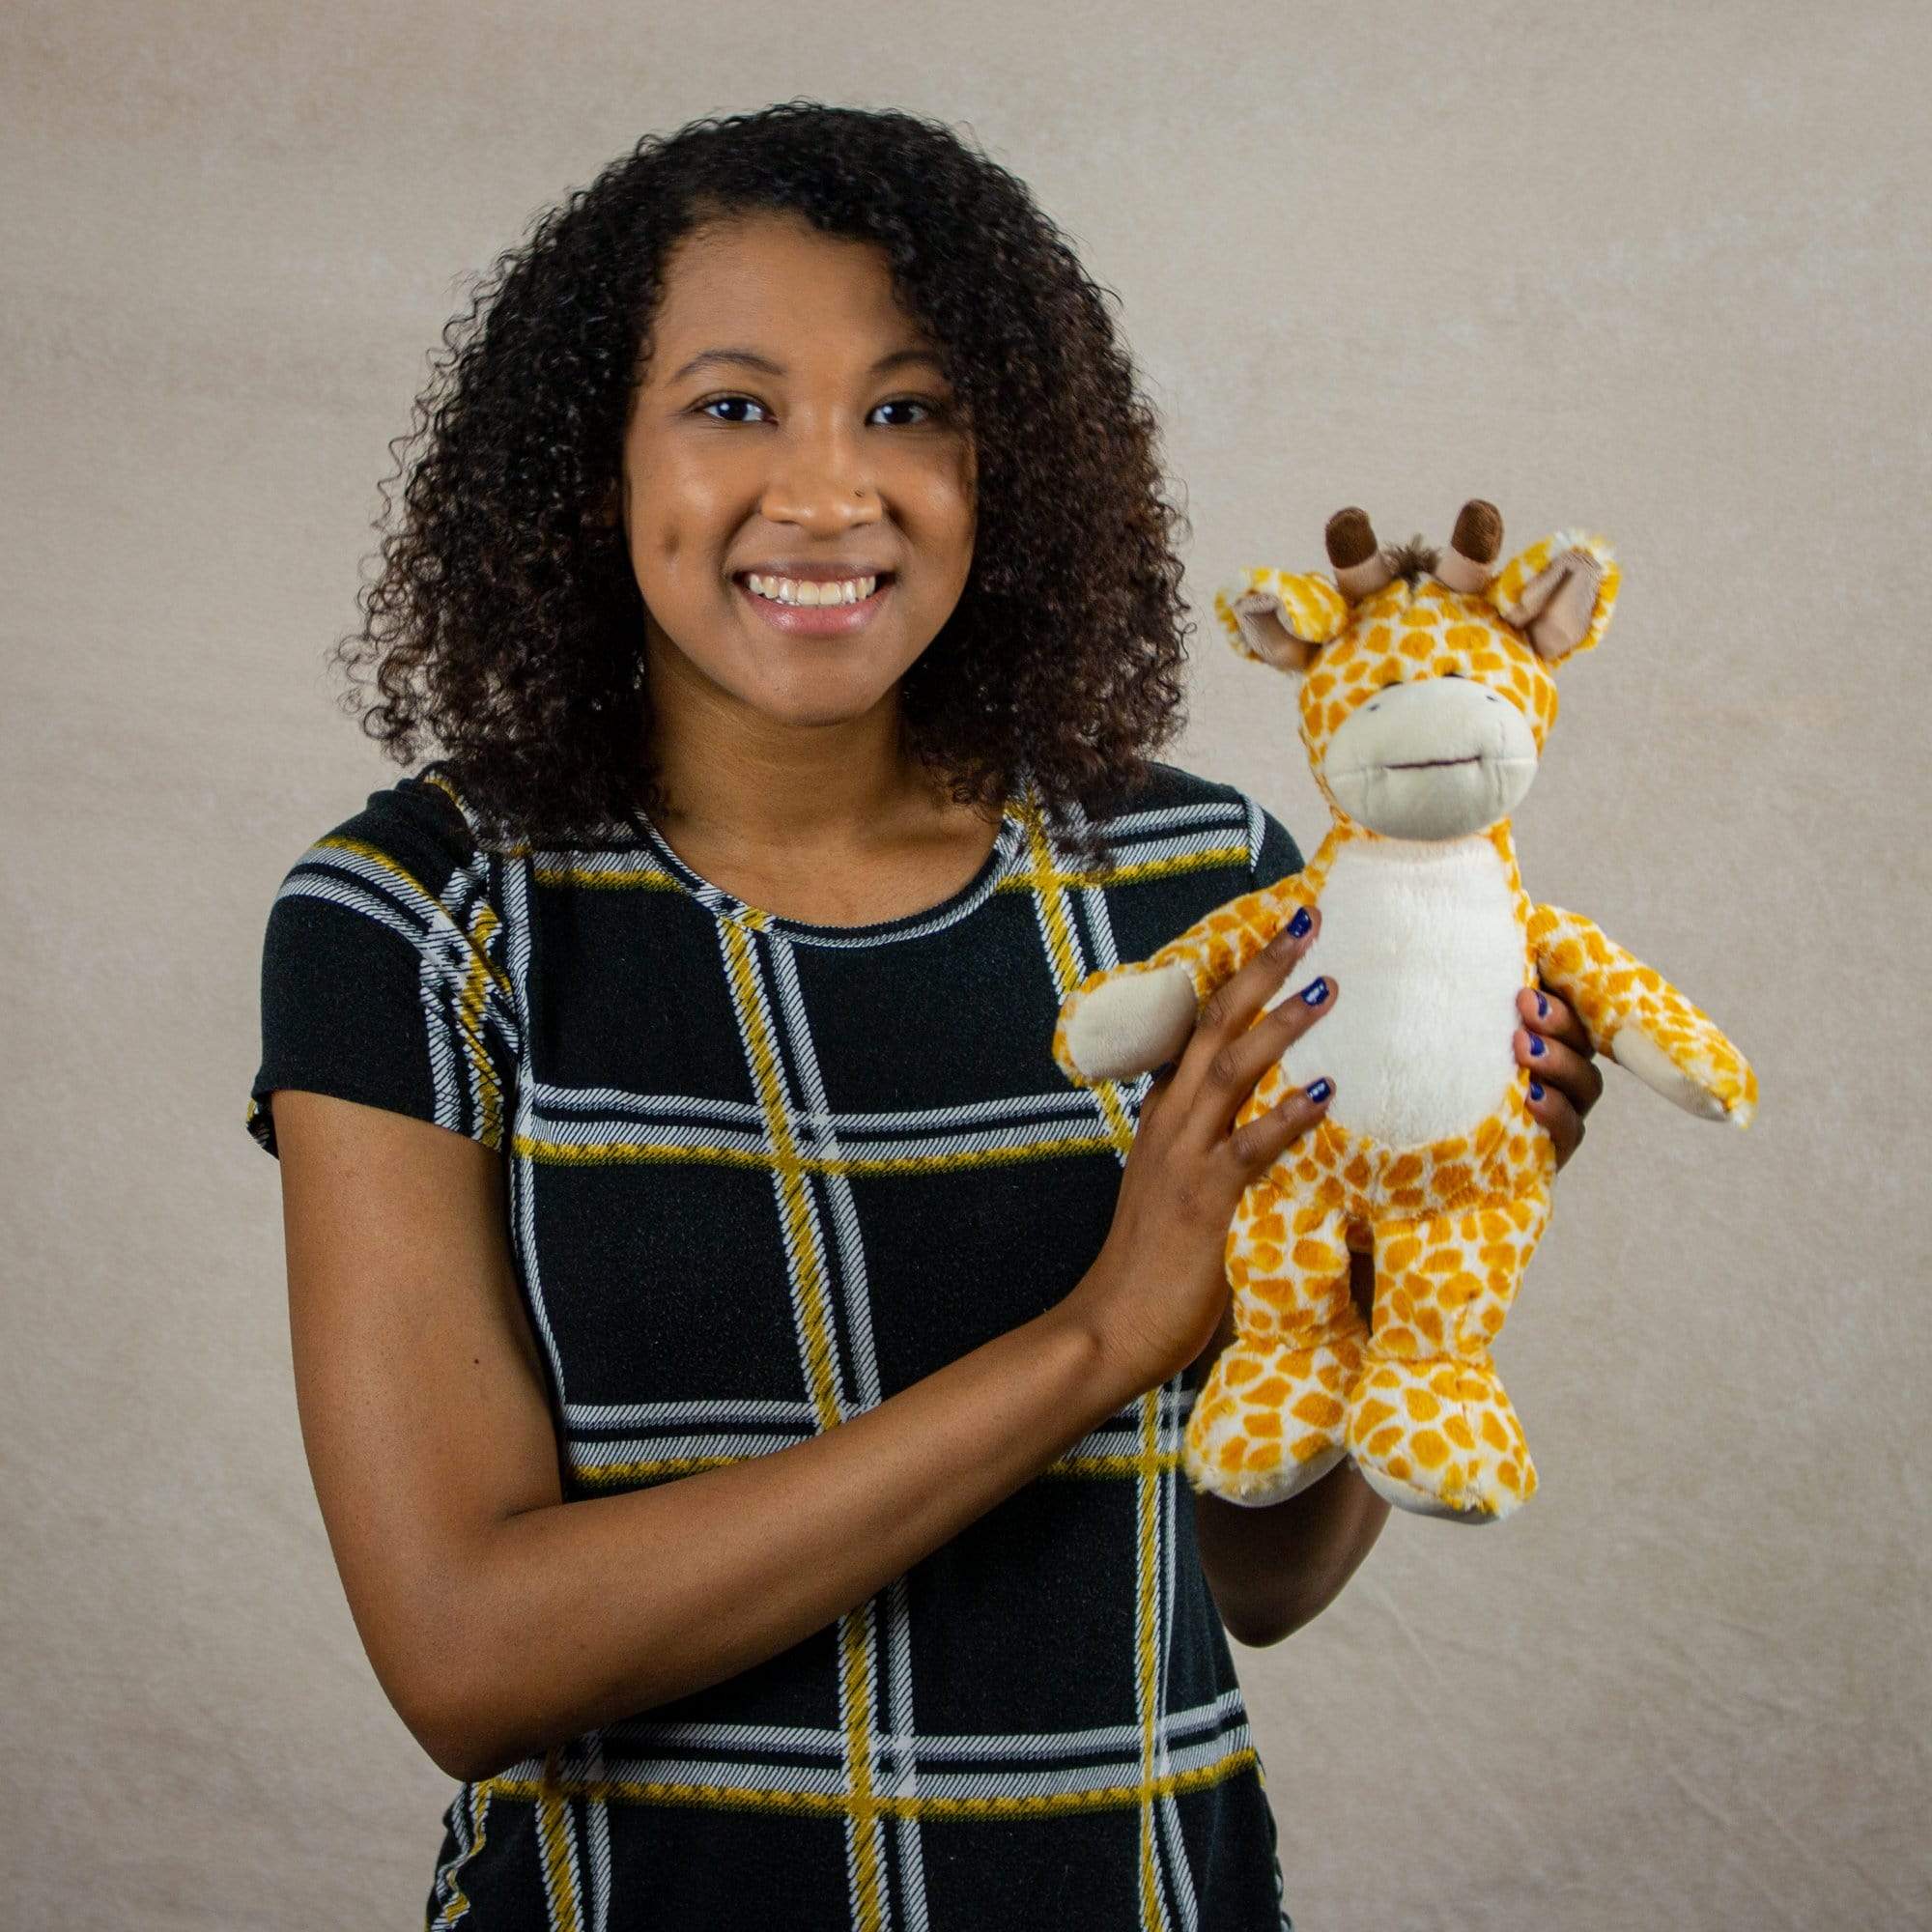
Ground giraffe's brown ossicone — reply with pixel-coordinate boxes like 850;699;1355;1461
1438;498;1504;593
1324;507;1378;570
1326;506;1394;602
1451;498;1503;565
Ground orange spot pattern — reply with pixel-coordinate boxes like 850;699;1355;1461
1527;905;1758;1122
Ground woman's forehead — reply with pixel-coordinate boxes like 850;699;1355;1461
649;215;931;367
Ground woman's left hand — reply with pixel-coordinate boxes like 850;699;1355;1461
1517;984;1604;1172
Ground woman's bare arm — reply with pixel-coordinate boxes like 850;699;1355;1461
273;1088;1150;1784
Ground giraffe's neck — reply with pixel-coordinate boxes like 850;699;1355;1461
1274;820;1529;1150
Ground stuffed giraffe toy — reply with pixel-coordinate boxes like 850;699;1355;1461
1052;500;1757;1521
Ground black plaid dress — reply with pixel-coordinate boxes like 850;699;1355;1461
245;755;1302;1932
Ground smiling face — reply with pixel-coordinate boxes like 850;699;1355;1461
1308;580;1559;838
616;209;978;737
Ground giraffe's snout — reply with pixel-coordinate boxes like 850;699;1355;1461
1322;675;1538;839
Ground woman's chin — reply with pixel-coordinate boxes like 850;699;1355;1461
741;666;905;731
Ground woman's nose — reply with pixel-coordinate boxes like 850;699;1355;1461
759;428;879;528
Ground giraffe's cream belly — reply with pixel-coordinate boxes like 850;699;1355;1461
1266;834;1527;1150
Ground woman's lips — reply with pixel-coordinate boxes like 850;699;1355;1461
734;574;894;637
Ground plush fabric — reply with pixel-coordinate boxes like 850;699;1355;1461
1052;502;1757;1521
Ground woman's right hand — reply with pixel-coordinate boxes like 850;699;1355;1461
1064;908;1338;1394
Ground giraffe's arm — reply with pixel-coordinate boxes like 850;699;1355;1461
1528;904;1758;1127
1052;872;1318;1089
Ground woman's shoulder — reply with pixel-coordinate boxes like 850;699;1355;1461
245;763;520;1161
1109;758;1252;814
1092;759;1300;883
278;761;492;890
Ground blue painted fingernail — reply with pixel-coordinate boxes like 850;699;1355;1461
1536;991;1548;1017
1300;977;1328;1005
1288;907;1312;938
1305;1077;1333;1103
1529;1035;1546;1057
1529;1080;1545;1101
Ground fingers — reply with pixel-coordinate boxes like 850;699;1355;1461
1526;1077;1584;1170
1520;984;1595;1063
1159;908;1314;1121
1514;1015;1605;1120
1223;1072;1335;1179
1518;988;1598;1170
1178;908;1335;1140
1194;904;1321;1050
1195;967;1339;1144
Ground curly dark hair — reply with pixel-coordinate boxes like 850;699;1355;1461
333;99;1197;867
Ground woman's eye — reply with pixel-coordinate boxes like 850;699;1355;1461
696;395;770;424
870;397;936;427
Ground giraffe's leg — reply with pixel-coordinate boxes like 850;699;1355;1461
1345;1186;1552;1521
1183;1175;1370;1509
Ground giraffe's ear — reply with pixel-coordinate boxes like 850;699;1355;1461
1488;530;1620;665
1212;569;1349;674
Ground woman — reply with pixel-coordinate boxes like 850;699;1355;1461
246;100;1600;1931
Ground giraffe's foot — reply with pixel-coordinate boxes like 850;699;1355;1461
1344;1352;1538;1522
1182;1324;1370;1509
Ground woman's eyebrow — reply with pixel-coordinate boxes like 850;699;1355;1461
668;346;947;383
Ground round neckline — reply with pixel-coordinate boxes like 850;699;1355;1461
630;773;1033;948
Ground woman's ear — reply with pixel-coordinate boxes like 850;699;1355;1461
1213;569;1348;674
1489;530;1621;665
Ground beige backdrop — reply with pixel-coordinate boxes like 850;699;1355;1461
5;1;1926;1926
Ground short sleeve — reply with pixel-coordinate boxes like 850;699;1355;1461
1244;796;1305;889
242;772;522;1160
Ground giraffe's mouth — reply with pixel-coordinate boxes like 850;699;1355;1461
1323;678;1541;839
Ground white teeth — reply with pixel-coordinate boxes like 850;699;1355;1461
747;573;879;606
